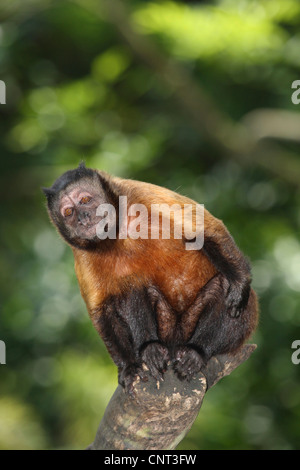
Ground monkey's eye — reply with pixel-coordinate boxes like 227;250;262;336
80;196;92;204
64;207;73;217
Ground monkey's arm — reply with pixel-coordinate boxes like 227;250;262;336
95;288;170;392
202;210;251;317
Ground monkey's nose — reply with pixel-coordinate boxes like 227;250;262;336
78;211;91;226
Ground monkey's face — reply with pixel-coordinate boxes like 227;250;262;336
44;166;115;250
58;179;104;243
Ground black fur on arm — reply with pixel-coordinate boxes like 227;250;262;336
203;234;251;317
96;287;169;393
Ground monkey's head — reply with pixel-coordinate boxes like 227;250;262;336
43;163;118;250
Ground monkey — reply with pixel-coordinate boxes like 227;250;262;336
43;163;258;392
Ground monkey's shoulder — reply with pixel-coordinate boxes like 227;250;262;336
107;174;196;206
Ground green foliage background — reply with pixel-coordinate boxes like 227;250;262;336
0;0;300;450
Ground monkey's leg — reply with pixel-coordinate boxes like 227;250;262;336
174;274;258;380
96;287;168;392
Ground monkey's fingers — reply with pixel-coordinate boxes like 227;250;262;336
141;342;170;382
228;306;242;318
173;346;205;381
118;364;143;396
225;283;249;318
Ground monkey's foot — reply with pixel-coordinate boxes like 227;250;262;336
118;364;148;396
140;342;170;382
173;346;205;381
225;282;250;318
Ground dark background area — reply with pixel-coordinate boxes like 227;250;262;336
0;0;300;449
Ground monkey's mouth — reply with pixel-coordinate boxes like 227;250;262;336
75;211;114;241
76;223;98;239
75;212;97;239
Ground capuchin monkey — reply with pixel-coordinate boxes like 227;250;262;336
43;163;258;392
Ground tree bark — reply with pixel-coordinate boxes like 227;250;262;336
87;344;256;450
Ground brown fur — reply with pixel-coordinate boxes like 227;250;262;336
73;172;218;330
44;165;258;388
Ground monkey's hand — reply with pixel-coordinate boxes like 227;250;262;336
173;346;205;381
118;363;148;396
140;341;170;382
118;342;170;395
225;279;251;318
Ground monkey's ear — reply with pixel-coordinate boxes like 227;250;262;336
42;187;55;199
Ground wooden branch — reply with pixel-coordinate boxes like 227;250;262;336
87;344;256;450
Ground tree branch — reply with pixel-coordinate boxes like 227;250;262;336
87;344;256;450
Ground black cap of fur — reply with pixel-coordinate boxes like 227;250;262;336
42;162;95;208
